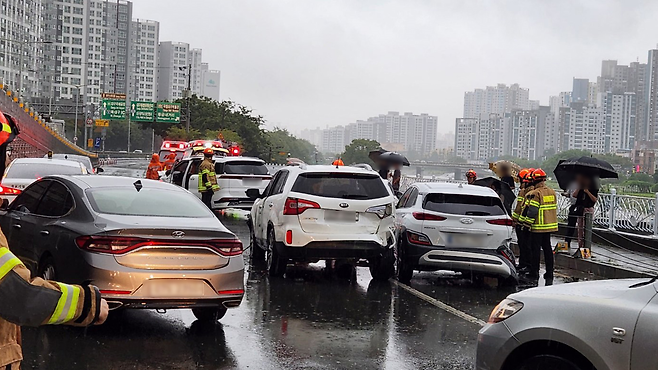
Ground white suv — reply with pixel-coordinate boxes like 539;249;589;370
247;164;398;280
395;182;517;285
166;155;271;210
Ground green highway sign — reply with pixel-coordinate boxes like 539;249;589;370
156;102;181;123
130;101;155;122
101;93;127;120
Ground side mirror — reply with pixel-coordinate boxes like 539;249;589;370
95;167;104;173
172;171;183;180
246;188;262;199
0;198;8;210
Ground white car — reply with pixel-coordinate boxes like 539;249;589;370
1;158;88;203
247;164;398;280
166;155;271;210
395;182;516;285
478;278;658;370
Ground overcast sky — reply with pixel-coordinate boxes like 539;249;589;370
133;0;658;135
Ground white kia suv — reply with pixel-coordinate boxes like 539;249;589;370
247;164;398;280
395;182;517;285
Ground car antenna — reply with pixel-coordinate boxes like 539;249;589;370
133;180;143;192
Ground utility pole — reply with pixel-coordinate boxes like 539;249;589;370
127;97;133;152
186;63;192;132
74;87;79;146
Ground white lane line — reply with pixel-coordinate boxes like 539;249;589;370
391;279;487;327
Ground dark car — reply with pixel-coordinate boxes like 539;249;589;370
0;175;245;321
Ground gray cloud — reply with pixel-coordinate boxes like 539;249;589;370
133;0;658;135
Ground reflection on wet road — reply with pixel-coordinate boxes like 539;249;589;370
20;170;598;369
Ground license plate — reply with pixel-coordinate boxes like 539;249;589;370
145;280;207;298
444;234;483;247
325;211;357;222
242;179;261;186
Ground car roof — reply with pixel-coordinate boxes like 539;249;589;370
12;158;84;168
282;164;380;175
52;175;183;190
183;155;264;163
413;182;500;197
49;154;91;161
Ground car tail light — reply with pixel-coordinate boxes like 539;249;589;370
366;204;393;219
407;230;432;246
498;245;515;264
487;219;513;226
75;236;243;256
412;212;446;221
286;230;293;244
0;186;21;195
283;197;320;215
218;289;244;295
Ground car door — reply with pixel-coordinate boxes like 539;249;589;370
253;174;278;242
170;160;189;186
630;291;658;370
32;180;75;280
257;171;288;241
3;180;52;272
395;187;419;235
186;159;202;198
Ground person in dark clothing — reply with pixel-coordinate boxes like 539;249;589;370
378;162;390;180
563;181;580;247
392;165;401;193
573;174;599;250
499;164;516;190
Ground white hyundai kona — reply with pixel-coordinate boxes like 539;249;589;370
394;182;517;285
247;164;398;280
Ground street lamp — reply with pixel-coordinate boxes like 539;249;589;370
28;68;57;119
63;83;90;146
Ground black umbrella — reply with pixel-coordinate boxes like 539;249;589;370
368;148;387;162
558;156;618;179
473;177;515;216
379;151;410;166
553;159;574;190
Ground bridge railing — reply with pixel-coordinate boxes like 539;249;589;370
402;175;658;236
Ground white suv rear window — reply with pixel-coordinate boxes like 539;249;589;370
218;161;268;175
423;193;505;216
292;173;389;200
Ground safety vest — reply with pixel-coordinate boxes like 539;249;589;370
512;187;527;221
198;158;219;192
523;184;558;233
516;185;534;224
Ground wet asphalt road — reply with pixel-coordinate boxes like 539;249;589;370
18;162;599;369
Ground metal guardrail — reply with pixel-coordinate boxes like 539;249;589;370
402;175;658;236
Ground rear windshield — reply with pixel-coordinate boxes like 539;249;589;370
423;193;505;216
86;187;211;217
292;173;389;200
6;163;85;178
219;161;268;175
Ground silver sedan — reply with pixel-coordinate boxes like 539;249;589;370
477;278;658;370
0;175;244;321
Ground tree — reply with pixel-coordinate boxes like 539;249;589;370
340;139;380;166
265;128;317;164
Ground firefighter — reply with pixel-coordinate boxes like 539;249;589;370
0;230;108;369
512;169;532;273
198;148;219;209
145;153;163;180
163;153;176;171
522;168;558;285
465;169;477;184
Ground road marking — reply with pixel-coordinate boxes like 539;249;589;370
391;279;487;327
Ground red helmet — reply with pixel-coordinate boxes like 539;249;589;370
203;148;214;156
518;168;530;180
532;168;547;181
465;169;477;178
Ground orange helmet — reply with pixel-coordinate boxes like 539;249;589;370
531;168;547;181
203;148;214;156
518;168;530;181
465;169;477;178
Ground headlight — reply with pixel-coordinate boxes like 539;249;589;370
366;204;393;219
488;298;523;324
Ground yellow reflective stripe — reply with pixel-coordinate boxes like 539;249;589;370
1;123;11;133
529;200;540;207
543;195;555;203
48;283;80;324
0;248;23;280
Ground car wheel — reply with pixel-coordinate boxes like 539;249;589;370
516;354;585;370
369;247;395;281
192;307;228;322
396;241;414;284
250;226;265;261
266;229;287;277
38;257;57;281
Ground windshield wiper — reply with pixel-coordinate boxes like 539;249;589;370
629;276;658;288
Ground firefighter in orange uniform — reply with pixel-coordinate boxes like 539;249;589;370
145;153;163;180
163;153;176;171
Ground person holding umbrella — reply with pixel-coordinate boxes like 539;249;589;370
573;174;599;251
521;168;558;285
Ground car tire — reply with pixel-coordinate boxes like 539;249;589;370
396;241;414;284
369;247;395;281
38;256;57;281
192;307;228;322
266;229;287;277
515;354;585;370
250;227;265;262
